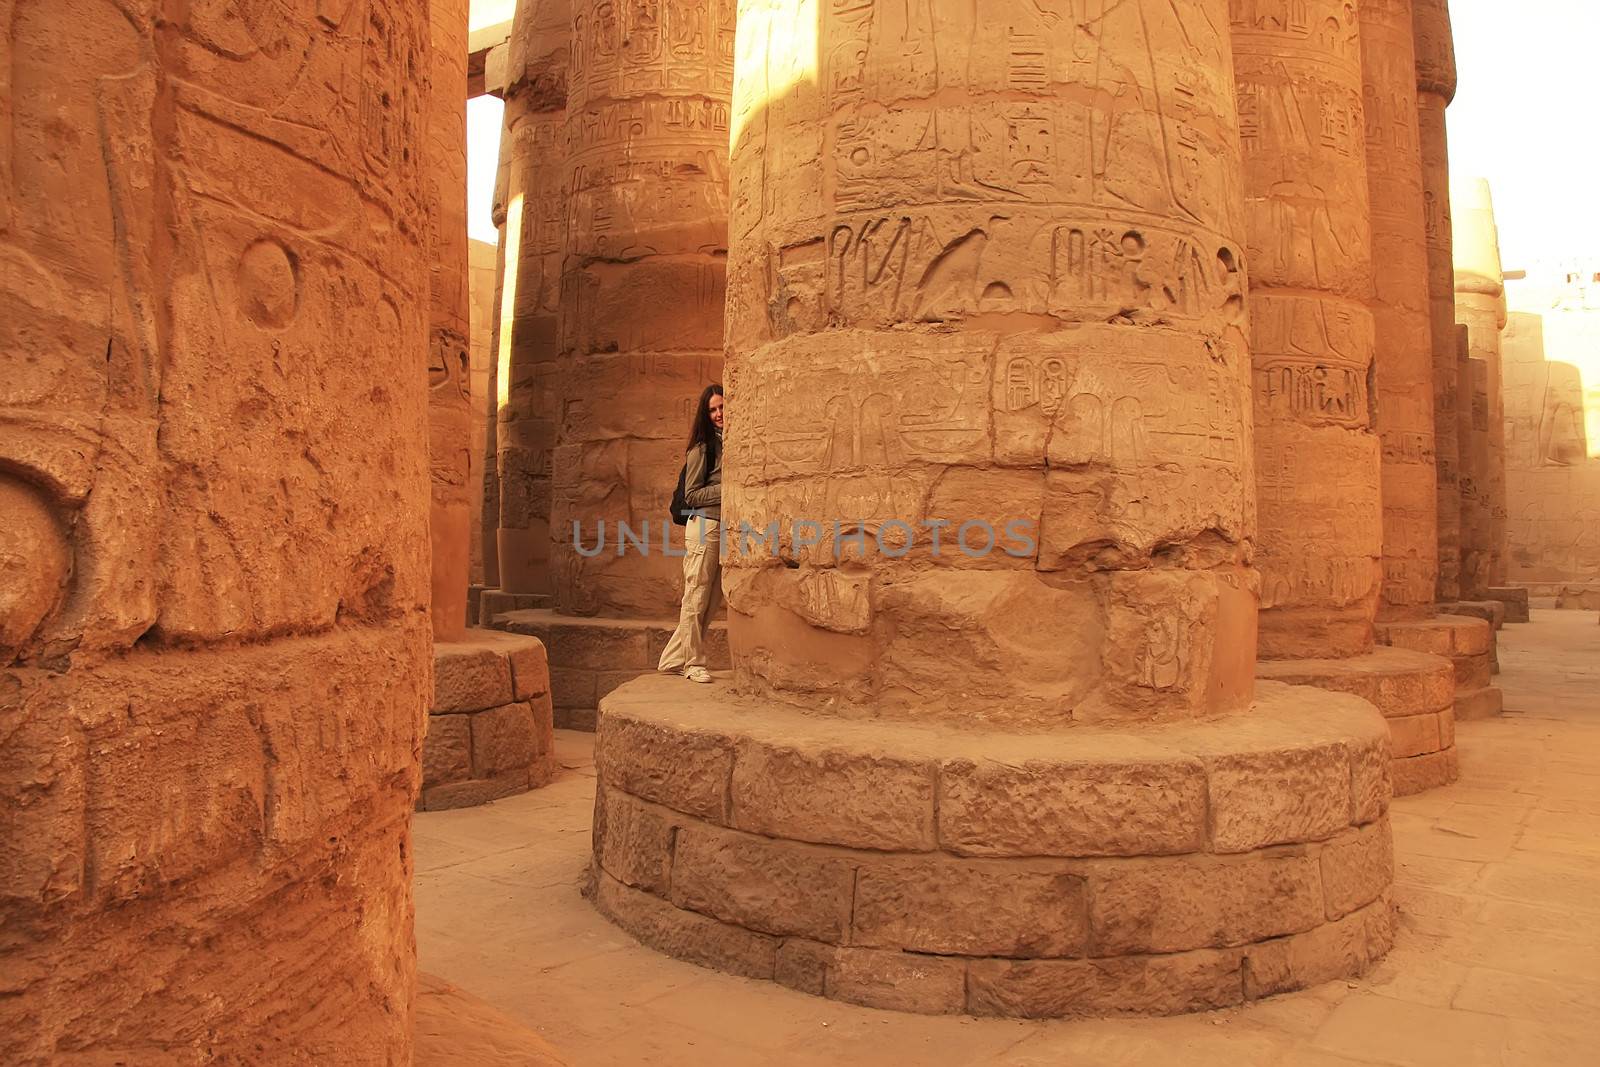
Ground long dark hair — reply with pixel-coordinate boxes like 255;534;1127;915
687;383;724;461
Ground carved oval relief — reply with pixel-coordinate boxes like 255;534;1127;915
0;475;71;662
238;238;300;328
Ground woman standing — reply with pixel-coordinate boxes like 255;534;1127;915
658;384;724;683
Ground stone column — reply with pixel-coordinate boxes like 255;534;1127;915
481;137;513;596
1453;178;1509;591
1465;353;1494;594
429;0;474;641
488;0;735;729
1;2;430;1059
1455;322;1484;591
1414;0;1461;602
1236;2;1462;794
1362;0;1437;621
495;0;571;600
1235;3;1381;660
552;0;732;618
589;0;1393;1018
1357;2;1499;751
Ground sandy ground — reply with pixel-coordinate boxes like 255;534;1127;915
415;609;1600;1065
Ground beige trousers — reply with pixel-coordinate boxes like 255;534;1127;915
658;516;721;672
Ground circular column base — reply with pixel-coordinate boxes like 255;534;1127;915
589;676;1396;1018
1257;647;1460;796
1375;614;1502;721
421;632;558;811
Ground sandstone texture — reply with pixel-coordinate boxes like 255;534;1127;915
1;3;434;1058
1237;1;1380;661
428;0;474;641
1453;177;1510;594
583;0;1401;1019
499;608;730;729
590;678;1395;1016
1364;0;1439;622
1414;0;1462;603
492;0;569;598
1502;265;1600;594
421;631;558;810
549;0;731;618
416;972;570;1066
1256;646;1459;795
724;0;1256;726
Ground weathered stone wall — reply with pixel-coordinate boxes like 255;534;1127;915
551;0;733;617
1503;265;1600;584
1414;0;1461;602
1363;0;1437;621
724;0;1256;725
1234;1;1380;659
1;2;432;1060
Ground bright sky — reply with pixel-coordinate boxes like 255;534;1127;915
467;95;504;245
1449;0;1600;269
466;1;1600;264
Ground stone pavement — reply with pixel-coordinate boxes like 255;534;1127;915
414;610;1600;1066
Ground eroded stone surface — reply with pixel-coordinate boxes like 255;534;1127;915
723;0;1255;724
548;0;730;618
587;677;1393;1016
1237;2;1381;659
0;5;432;1060
493;0;568;597
1415;0;1462;603
427;0;473;642
1364;0;1439;622
422;632;557;807
1453;178;1510;595
584;0;1401;1018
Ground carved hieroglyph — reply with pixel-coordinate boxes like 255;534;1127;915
493;0;570;597
430;0;473;640
1233;0;1381;658
725;0;1255;725
1453;177;1508;593
551;0;732;616
1363;0;1437;619
1414;0;1460;601
1;1;431;1060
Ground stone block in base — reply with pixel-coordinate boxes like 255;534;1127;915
1443;600;1505;630
588;675;1395;1018
1484;587;1530;623
1375;615;1501;719
1255;648;1458;797
493;609;731;731
420;631;559;810
478;589;555;627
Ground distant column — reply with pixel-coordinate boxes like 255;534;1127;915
495;0;571;596
1453;178;1509;593
1363;0;1438;620
428;0;474;640
552;0;732;617
1235;3;1381;658
1414;0;1462;602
